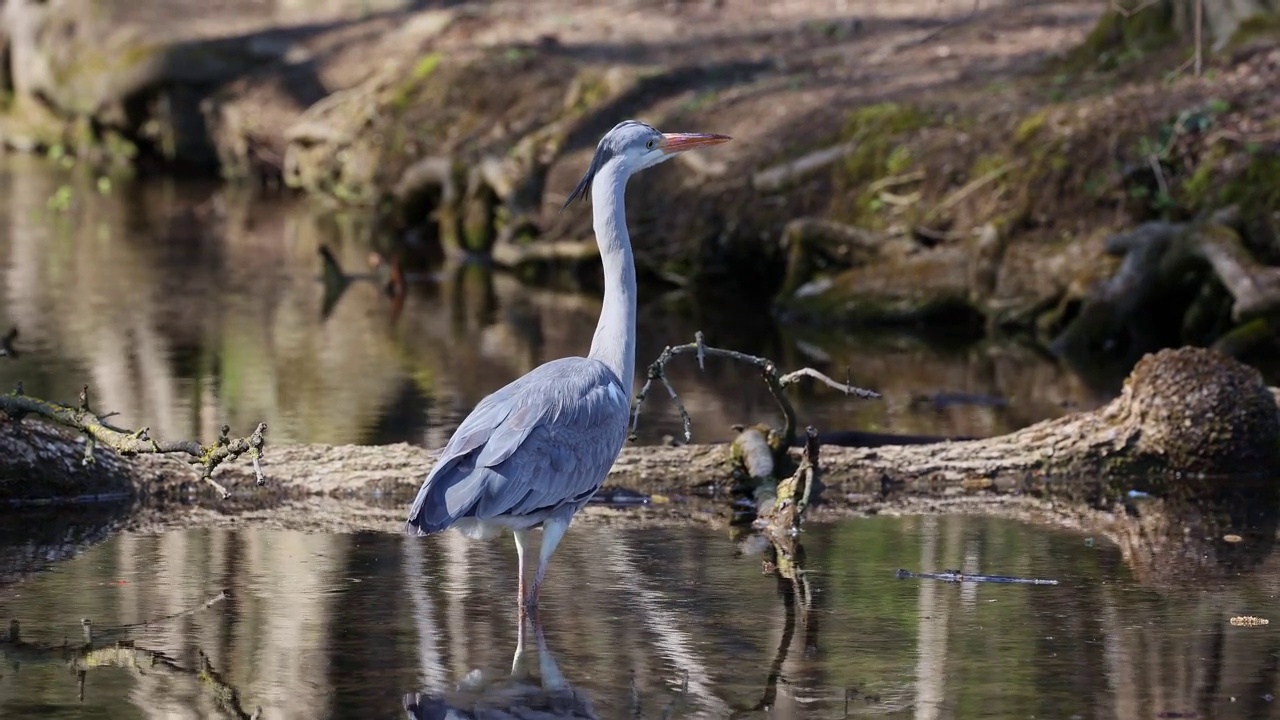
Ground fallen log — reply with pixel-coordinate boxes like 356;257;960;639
2;347;1277;508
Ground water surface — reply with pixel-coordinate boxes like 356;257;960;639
0;155;1114;450
4;515;1280;718
6;138;1280;720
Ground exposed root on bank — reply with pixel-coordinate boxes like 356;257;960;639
1054;206;1280;364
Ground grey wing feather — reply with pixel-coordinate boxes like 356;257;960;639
405;357;630;535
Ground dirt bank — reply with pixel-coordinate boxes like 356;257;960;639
2;1;1278;359
0;2;1096;280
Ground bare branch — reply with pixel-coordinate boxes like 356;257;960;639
796;426;820;519
777;367;881;397
0;384;267;499
630;332;879;447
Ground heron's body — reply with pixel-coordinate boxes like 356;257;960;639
405;119;730;619
407;356;630;539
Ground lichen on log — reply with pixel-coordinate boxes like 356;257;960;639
0;381;267;501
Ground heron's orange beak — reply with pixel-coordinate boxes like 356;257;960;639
658;132;732;154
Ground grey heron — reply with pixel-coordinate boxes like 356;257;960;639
405;120;731;618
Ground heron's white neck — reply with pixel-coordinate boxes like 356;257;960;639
587;163;638;394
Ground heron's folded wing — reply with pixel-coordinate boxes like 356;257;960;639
470;396;617;519
406;359;629;533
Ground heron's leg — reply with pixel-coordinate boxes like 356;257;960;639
509;609;529;676
526;517;570;612
532;617;568;691
514;530;533;626
511;605;532;678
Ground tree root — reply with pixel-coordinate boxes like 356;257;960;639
1053;206;1280;363
777;217;920;297
752;141;862;193
1192;208;1280;322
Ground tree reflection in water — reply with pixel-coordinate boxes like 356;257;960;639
5;483;1280;718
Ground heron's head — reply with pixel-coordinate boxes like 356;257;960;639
562;120;731;210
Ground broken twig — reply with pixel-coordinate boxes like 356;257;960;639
755;426;822;536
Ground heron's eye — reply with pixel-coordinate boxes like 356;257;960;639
646;139;655;150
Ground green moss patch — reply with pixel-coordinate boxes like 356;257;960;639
1227;13;1280;50
829;102;932;228
1059;4;1181;74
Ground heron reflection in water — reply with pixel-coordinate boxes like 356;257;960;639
403;618;596;720
405;121;731;623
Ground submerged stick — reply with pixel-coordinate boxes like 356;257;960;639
114;591;232;632
895;569;1059;586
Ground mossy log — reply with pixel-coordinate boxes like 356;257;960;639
2;348;1277;509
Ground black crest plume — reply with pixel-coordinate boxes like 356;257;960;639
561;142;611;212
560;120;654;212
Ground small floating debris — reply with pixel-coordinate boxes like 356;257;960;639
588;487;650;506
895;569;1059;585
1229;616;1269;627
1223;533;1243;543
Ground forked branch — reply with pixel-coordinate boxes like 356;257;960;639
0;382;267;499
629;331;880;447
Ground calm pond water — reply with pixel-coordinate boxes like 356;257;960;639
0;153;1118;450
5;143;1280;720
4;514;1280;719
